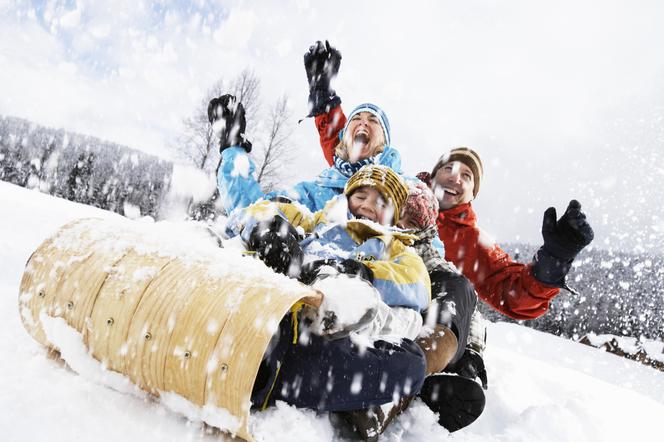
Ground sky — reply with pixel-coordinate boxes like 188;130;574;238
1;0;663;252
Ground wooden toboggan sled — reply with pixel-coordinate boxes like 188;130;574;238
18;217;322;442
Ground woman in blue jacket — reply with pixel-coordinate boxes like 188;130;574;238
208;94;401;214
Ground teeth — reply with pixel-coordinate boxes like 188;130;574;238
444;188;458;195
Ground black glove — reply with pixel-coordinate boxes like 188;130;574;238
304;40;342;116
207;94;252;153
299;258;374;286
532;200;594;286
247;216;303;277
445;348;488;390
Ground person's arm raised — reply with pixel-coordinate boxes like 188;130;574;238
304;40;346;165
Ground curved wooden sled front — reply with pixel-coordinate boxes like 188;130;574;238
18;217;322;442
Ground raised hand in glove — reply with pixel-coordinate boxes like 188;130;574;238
247;216;303;277
304;40;342;116
532;200;594;287
207;94;252;153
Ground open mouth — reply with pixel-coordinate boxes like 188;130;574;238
353;132;370;145
443;187;458;196
356;214;376;223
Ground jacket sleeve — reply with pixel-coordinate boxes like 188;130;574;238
218;147;331;214
353;237;431;312
228;199;324;241
471;242;560;320
314;105;346;166
217;147;265;214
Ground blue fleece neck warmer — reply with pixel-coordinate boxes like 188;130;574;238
333;155;376;178
339;103;391;146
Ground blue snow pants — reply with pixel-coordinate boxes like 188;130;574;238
251;315;426;412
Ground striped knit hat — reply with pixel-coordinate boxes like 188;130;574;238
339;103;391;146
431;147;484;198
344;165;408;225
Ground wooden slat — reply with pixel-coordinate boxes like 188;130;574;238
162;266;233;406
124;259;197;394
87;250;173;373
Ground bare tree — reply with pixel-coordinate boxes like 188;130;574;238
174;69;261;174
229;69;260;131
254;95;295;193
174;69;297;220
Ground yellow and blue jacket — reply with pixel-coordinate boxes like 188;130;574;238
227;195;431;312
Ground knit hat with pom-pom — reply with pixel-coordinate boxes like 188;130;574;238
402;180;440;230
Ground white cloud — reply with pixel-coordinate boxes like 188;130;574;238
58;0;83;28
213;9;256;49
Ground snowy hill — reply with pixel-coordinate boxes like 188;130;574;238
1;180;663;442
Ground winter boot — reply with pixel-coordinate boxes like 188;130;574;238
418;373;486;432
417;311;488;432
333;396;413;441
416;324;458;375
446;310;488;389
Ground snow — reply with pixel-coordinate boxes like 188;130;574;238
160;163;217;219
231;152;251;178
584;332;664;363
40;314;142;397
1;179;664;441
310;273;380;335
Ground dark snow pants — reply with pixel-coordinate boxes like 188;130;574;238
251;315;426;412
423;269;477;364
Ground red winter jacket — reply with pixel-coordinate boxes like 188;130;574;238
314;105;559;320
437;203;560;320
315;105;347;166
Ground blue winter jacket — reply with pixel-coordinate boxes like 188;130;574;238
217;146;402;215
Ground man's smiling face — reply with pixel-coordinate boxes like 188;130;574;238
432;161;475;209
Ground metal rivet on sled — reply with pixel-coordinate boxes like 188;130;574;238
38;290;45;298
144;332;152;341
106;317;114;326
66;301;74;310
183;351;191;359
220;363;229;373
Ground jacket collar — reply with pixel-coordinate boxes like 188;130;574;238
316;145;403;188
438;202;477;227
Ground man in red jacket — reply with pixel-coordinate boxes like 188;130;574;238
417;147;594;320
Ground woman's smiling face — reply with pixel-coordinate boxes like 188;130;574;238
343;112;386;162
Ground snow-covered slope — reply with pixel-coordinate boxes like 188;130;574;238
1;181;662;442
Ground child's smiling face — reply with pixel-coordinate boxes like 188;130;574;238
348;186;394;226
